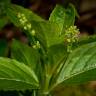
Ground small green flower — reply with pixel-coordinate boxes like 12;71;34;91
17;13;27;25
21;14;25;18
66;39;71;43
36;41;40;48
67;45;72;53
27;23;31;30
22;16;27;21
31;30;36;36
33;45;37;49
64;25;80;52
32;41;40;49
19;19;26;25
17;12;39;47
17;13;22;18
17;12;32;31
24;26;27;30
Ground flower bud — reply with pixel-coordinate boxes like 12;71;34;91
24;26;27;30
31;30;36;36
17;13;22;18
36;41;40;48
27;23;31;30
33;45;37;49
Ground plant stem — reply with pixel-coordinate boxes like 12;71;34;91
33;90;36;96
32;89;52;96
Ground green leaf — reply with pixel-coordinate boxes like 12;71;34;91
63;4;76;27
49;4;76;33
49;5;66;32
48;44;67;73
0;1;9;30
6;4;77;48
12;4;44;21
6;4;44;27
0;0;11;3
0;57;39;90
23;20;64;47
30;21;64;47
39;21;64;47
0;0;10;15
5;4;47;48
47;44;68;87
56;42;96;86
0;18;8;30
29;21;47;49
46;4;77;47
72;35;96;50
0;39;8;56
11;40;39;71
78;35;96;46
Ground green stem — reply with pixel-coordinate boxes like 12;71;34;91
33;90;36;96
32;89;52;96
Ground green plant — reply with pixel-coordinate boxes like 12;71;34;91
0;1;96;96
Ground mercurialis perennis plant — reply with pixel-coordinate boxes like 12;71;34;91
0;1;96;96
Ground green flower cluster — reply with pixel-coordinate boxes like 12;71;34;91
17;13;40;49
64;26;79;43
33;41;41;49
17;13;31;31
64;26;80;52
